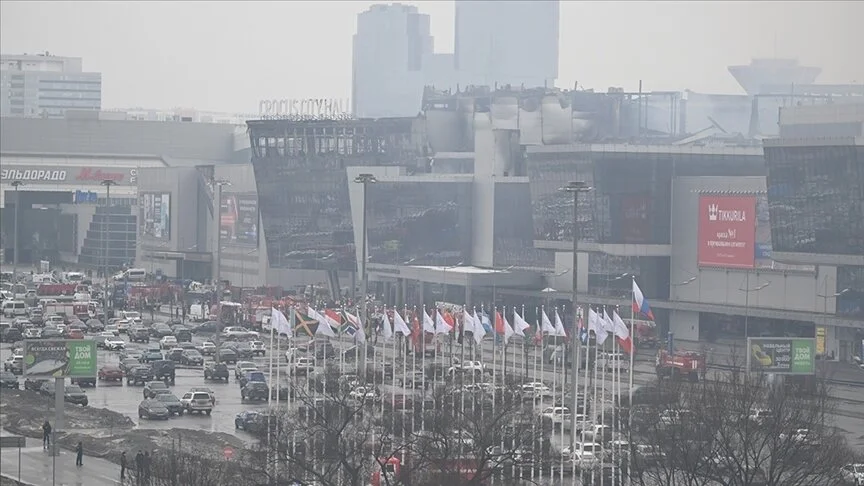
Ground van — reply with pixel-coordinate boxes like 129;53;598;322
32;274;58;284
2;301;27;318
114;268;147;282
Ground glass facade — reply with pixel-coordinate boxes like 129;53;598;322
837;265;864;319
493;183;553;269
78;206;137;272
248;118;421;271
367;181;473;266
765;145;863;255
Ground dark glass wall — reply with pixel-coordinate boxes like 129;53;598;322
367;181;472;266
494;183;553;269
837;265;864;319
248;118;421;271
765;145;863;255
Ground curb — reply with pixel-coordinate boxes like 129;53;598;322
0;473;38;486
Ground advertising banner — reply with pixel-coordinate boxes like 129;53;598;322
140;193;171;239
748;337;816;375
23;340;97;378
1;166;137;185
220;193;259;246
698;195;757;268
815;327;826;355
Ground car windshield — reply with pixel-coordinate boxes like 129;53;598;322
66;386;83;393
150;382;168;389
192;393;211;399
157;394;180;403
185;351;201;357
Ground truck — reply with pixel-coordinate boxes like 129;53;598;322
655;348;706;382
370;455;484;486
37;283;80;300
634;319;659;348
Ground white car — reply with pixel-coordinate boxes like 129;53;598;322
841;464;864;486
221;326;258;340
23;328;42;339
250;341;266;356
160;335;178;349
348;386;378;402
104;337;126;351
235;361;258;379
540;406;572;425
448;360;485;375
196;341;216;355
104;325;120;336
564;442;602;468
521;382;552;398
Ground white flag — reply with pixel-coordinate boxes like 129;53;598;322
271;307;293;338
588;308;609;344
381;311;393;340
501;312;515;344
541;309;556;335
472;310;486;344
308;308;336;338
422;309;436;334
553;310;567;337
462;309;475;336
393;310;411;336
513;310;531;337
435;310;452;334
344;310;366;343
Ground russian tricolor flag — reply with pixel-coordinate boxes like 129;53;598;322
632;279;655;321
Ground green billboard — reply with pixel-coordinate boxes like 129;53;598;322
748;337;816;375
23;340;97;378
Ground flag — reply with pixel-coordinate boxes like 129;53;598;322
325;309;343;327
271;307;293;338
462;309;476;336
513;310;530;337
435;310;452;334
602;308;616;335
588;308;609;344
540;309;556;335
495;311;514;343
612;310;634;354
308;308;336;338
422;310;436;334
410;312;421;348
381;310;393;340
578;317;589;344
344;310;366;343
393;310;412;336
478;311;493;333
472;310;486;344
553;310;567;338
632;279;655;321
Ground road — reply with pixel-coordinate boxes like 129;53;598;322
0;440;121;486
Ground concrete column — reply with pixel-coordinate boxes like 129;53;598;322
464;284;473;308
395;278;404;309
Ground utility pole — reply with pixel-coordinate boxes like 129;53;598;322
354;173;376;377
559;180;592;449
213;179;231;333
101;180;117;320
10;181;23;276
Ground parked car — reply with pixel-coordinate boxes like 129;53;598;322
138;399;170;420
98;364;124;382
140;351;164;363
70;376;97;387
190;387;217;405
226;342;254;360
160;335;178;349
235;361;258;379
143;381;171;399
3;355;23;374
235;410;268;432
127;366;154;386
104;337;126;351
216;347;238;364
22;327;42;339
24;377;48;391
64;385;89;406
166;348;185;362
0;371;19;389
129;328;150;343
196;341;216;356
119;358;141;374
1;328;22;343
290;357;315;376
179;349;203;366
204;362;229;382
241;382;270;402
238;371;267;389
175;329;192;343
180;391;214;415
154;393;184;416
151;360;176;384
250;341;266;356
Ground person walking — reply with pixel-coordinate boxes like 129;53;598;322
143;451;151;485
135;451;144;486
120;451;127;483
42;421;51;450
75;441;83;467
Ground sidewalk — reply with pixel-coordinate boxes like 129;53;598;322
0;444;121;486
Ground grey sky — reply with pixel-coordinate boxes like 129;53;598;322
1;1;861;114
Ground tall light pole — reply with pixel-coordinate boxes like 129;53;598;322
213;179;231;330
101;180;117;320
559;180;592;448
10;181;23;275
354;173;376;375
739;275;771;340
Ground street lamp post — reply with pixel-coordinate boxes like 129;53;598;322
739;274;771;340
101;180;117;320
559;180;592;448
354;173;377;376
213;180;231;331
10;181;23;275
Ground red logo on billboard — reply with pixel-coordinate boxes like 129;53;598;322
76;168;125;183
698;195;756;268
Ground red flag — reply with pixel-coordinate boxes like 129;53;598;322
325;309;343;325
494;312;505;335
410;312;421;348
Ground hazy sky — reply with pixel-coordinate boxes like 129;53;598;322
1;1;862;114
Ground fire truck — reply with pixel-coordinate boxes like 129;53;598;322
655;348;706;382
370;455;484;486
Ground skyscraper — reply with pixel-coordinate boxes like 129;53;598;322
352;4;433;118
0;53;102;118
454;0;559;88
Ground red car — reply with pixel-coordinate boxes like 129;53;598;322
67;329;85;340
98;365;124;382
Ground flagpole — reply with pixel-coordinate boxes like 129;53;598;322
421;305;427;432
411;306;417;437
581;308;592;485
530;309;538;482
274;309;282;482
600;308;609;486
267;311;275;480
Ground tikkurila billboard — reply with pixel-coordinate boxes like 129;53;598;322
698;195;757;268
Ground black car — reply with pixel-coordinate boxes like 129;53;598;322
180;350;204;366
238;371;267;389
154;393;184;415
165;348;185;362
151;360;176;383
204;362;229;381
70;376;97;388
64;385;89;406
24;377;47;391
41;328;62;339
192;321;220;333
138;399;170;420
227;342;254;360
234;410;274;433
119;358;140;374
129;328;150;343
150;325;173;338
1;328;22;343
0;371;19;389
216;347;238;364
241;382;270;402
143;381;171;399
174;329;192;343
127;366;154;386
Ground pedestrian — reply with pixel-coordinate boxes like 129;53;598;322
42;421;51;450
143;451;151;485
75;441;83;467
135;451;144;486
120;451;127;482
